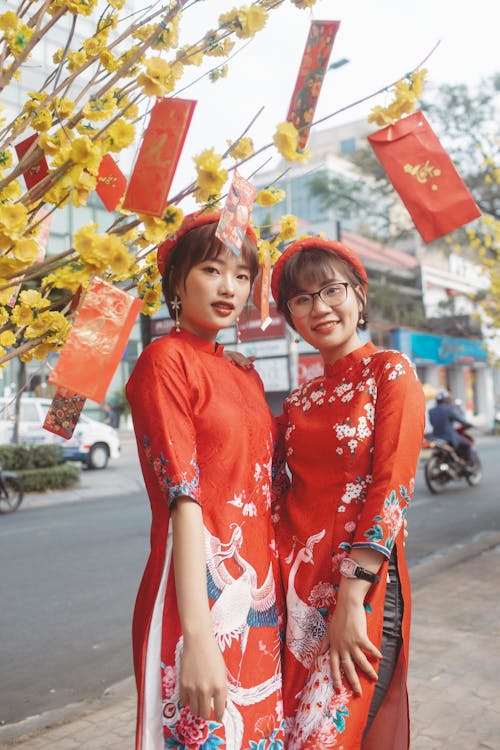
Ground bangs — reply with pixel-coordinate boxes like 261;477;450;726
281;247;348;298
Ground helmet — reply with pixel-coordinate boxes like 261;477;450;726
436;389;451;402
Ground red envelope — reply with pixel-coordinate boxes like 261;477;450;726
15;134;49;190
49;278;142;403
215;170;256;256
123;97;196;216
96;154;127;211
287;20;340;151
43;387;86;440
368;111;481;243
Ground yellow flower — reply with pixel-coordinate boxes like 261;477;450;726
204;34;234;58
152;17;180;50
0;203;28;248
176;44;204;67
10;304;34;327
219;6;268;39
228;137;254;161
19;289;51;310
67;50;87;73
256;187;286;207
140;216;171;244
137;57;179;97
109;0;125;9
24;310;66;340
82;93;117;121
39;128;72;157
83;37;103;58
7;23;33;56
0;149;13;171
52;97;75;118
0;179;22;204
279;214;298;241
12;238;39;264
99;49;118;72
31;109;52;132
0;306;8;327
163;205;184;233
0;203;28;236
0;330;16;348
273;122;310;163
123;103;139;120
193;148;228;203
290;0;317;7
73;222;99;258
369;69;427;126
0;11;18;32
71;169;97;207
30;343;54;359
70;136;102;174
100;119;135;152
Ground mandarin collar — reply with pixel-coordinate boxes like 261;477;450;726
324;341;377;378
169;328;225;357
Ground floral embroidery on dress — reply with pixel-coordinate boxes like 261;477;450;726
143;435;200;505
165;706;224;749
244;714;285;750
362;483;413;553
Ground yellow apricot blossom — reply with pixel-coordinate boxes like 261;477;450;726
273;122;310;163
100;119;135;152
0;203;28;240
69;136;102;174
278;214;298;241
141;216;171;244
163;205;184;233
99;49;119;72
19;289;51;310
9;304;34;327
228;137;254;161
219;6;267;39
256;187;286;207
12;238;39;264
193;148;228;203
137;57;181;97
0;330;16;348
369;69;427;126
83;93;117;121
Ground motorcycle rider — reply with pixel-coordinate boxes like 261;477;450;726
428;390;474;465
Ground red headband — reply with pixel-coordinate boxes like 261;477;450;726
157;210;258;276
271;236;368;303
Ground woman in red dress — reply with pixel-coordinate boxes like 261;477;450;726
126;213;284;750
271;237;425;749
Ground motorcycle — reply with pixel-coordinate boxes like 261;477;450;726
422;425;482;494
0;463;24;514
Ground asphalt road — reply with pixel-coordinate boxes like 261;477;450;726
0;435;499;726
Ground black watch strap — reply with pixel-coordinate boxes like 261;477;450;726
355;566;380;583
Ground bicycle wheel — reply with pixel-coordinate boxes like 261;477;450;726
0;476;24;514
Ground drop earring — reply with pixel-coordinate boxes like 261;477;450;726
171;296;181;333
358;316;365;326
236;316;241;344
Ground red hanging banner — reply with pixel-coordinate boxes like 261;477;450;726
287;20;340;151
122;97;196;217
49;278;142;403
368;111;481;243
96;154;127;211
15;134;49;189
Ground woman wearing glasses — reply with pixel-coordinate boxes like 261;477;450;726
271;237;425;749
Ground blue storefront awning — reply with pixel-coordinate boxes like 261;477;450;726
390;329;488;365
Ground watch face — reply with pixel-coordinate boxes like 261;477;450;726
340;558;357;576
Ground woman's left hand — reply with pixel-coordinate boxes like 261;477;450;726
321;593;382;695
224;349;255;369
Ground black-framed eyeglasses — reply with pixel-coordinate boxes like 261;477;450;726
287;282;352;318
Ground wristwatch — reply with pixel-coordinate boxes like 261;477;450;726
339;557;380;584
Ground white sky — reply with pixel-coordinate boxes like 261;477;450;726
160;0;500;201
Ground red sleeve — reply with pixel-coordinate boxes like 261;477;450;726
352;353;425;558
126;342;200;507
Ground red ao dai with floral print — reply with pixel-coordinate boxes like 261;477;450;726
274;342;425;749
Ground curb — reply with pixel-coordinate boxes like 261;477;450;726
0;678;136;747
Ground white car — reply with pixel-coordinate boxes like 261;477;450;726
0;396;120;470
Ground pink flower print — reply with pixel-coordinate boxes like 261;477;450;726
332;551;348;572
242;502;257;517
308;581;336;609
176;707;210;750
344;521;356;533
161;664;176;700
383;500;403;537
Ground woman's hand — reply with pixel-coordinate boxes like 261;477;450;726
321;585;382;695
224;349;256;369
180;632;227;720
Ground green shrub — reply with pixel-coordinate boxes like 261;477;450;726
17;465;81;492
0;443;64;470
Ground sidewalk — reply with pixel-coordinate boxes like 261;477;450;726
1;533;499;750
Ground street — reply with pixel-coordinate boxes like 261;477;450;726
0;434;499;727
